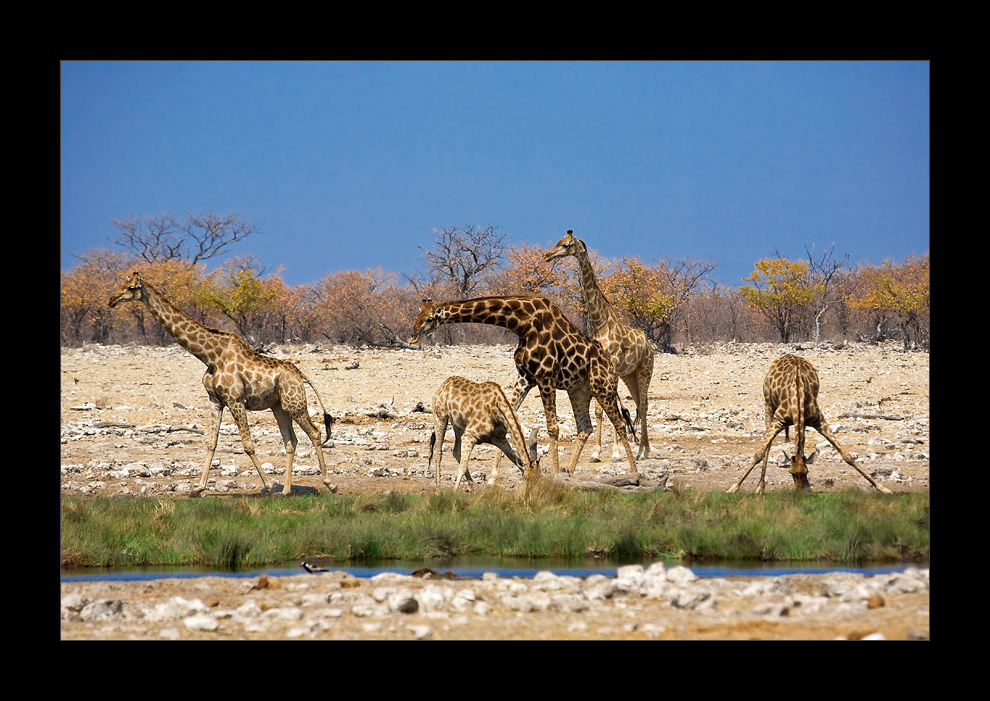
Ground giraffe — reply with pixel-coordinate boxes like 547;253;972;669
108;271;335;497
429;375;540;490
409;295;638;475
727;354;893;495
544;230;654;461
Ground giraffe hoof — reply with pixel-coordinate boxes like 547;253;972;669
323;482;339;494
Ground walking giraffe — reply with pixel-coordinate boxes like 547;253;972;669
544;230;654;461
108;271;335;497
728;354;893;494
429;375;540;490
409;296;638;475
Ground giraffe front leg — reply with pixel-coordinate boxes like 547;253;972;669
727;452;763;494
566;388;596;474
538;387;561;474
192;402;225;497
816;423;893;494
729;424;783;494
228;403;271;495
566;431;592;474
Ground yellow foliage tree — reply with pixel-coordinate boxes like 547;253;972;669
598;255;717;350
850;253;930;349
193;257;279;343
598;256;677;346
736;257;821;343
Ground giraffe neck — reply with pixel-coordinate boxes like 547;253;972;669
573;246;621;336
498;392;531;467
140;281;230;367
439;297;541;337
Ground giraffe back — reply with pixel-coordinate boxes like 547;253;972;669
764;354;822;467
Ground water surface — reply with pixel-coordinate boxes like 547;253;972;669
60;556;925;583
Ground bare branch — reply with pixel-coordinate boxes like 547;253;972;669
108;211;259;265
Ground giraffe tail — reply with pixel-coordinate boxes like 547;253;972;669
621;406;637;442
302;374;335;443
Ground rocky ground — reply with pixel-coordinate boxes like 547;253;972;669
60;562;930;641
60;339;930;640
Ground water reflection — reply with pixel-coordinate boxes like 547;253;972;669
60;556;925;583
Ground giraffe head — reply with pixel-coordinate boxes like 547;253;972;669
782;448;816;490
543;229;585;263
409;298;442;344
108;271;146;308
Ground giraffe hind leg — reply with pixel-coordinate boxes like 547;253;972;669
272;406;298;496
601;400;636;474
453;437;478;491
292;408;335;494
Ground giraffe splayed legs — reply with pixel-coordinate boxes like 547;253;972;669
728;354;893;495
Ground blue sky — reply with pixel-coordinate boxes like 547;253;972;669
60;61;929;289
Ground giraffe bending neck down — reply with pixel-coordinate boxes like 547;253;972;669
109;271;335;497
429;375;540;490
727;353;893;495
544;230;654;461
409;295;637;475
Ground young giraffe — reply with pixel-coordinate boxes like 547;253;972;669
409;296;638;475
108;271;335;497
429;375;540;490
727;354;893;495
544;230;654;461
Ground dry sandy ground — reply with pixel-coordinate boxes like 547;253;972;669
61;340;929;497
61;340;930;641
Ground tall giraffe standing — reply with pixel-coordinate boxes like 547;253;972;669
108;271;335;497
429;375;540;490
409;296;638;475
544;230;654;461
728;354;893;494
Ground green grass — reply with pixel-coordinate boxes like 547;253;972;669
60;486;929;571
